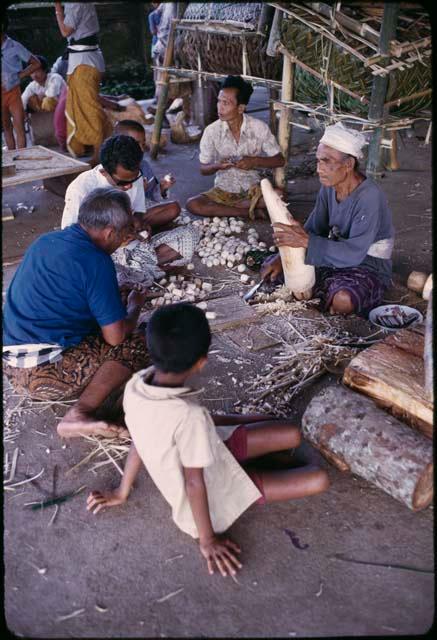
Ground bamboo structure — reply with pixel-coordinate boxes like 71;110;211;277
152;2;431;173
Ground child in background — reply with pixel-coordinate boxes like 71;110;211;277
114;119;180;229
21;55;66;113
1;13;41;149
87;304;330;577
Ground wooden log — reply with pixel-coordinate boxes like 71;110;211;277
407;270;428;295
422;274;432;301
302;385;433;511
384;326;425;359
260;178;315;300
343;334;433;438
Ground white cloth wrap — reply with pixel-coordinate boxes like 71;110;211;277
367;237;394;259
320;122;367;159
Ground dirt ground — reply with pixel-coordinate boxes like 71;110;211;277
2;88;434;637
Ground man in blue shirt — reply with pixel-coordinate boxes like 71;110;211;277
3;187;149;438
261;122;395;316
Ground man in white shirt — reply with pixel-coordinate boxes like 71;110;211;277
62;134;146;229
186;75;285;220
21;55;66;112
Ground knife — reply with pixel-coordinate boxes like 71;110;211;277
243;277;266;303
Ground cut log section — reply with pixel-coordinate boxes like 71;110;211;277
407;270;428;294
343;328;433;438
422;274;433;301
302;385;433;511
260;178;315;300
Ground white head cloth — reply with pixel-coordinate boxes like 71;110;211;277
320;122;367;160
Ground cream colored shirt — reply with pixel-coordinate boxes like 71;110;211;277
199;114;281;193
21;72;66;110
123;368;262;539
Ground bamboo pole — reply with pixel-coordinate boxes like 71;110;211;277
366;3;400;179
150;19;177;160
388;129;400;170
152;64;283;89
384;88;432;109
274;52;294;191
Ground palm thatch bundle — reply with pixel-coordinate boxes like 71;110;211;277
279;2;431;117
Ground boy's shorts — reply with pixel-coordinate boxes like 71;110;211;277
224;426;266;505
2;85;24;112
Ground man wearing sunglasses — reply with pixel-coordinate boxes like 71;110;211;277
62;134;146;230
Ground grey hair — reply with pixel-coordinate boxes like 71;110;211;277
340;151;359;170
77;187;132;231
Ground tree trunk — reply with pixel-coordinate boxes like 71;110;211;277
302;385;433;511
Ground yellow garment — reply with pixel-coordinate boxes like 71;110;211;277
41;96;58;112
65;64;111;157
203;184;262;220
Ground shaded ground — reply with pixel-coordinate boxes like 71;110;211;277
2;87;433;637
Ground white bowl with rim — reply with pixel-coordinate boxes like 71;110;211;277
368;304;423;333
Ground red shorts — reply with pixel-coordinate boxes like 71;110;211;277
2;84;24;113
224;426;266;505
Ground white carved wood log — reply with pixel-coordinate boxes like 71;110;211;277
260;178;315;300
302;385;433;511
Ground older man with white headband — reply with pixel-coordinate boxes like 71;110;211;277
262;122;395;316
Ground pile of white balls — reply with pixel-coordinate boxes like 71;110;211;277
151;275;213;307
192;216;273;278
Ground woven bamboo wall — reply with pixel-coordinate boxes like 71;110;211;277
174;2;282;80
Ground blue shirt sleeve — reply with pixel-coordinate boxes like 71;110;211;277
86;256;126;327
304;188;330;236
305;191;383;269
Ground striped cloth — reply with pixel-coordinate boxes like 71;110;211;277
2;344;64;369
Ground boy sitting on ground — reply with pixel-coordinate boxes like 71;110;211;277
114;119;180;230
87;303;329;577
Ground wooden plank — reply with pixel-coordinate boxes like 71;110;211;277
343;333;433;438
138;294;262;333
2;146;90;188
384;326;424;359
206;295;262;333
2;207;15;222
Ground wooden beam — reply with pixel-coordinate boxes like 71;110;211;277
274;53;294;190
366;3;400;179
150;19;177;160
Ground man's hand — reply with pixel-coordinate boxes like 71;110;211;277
199;535;242;577
160;174;176;192
86;488;127;515
260;253;283;282
234;156;256;171
218;159;237;171
273;222;309;249
127;289;148;309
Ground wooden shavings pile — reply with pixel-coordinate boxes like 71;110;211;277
234;318;363;416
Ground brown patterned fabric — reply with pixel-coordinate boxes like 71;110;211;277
203;184;262;220
3;332;149;402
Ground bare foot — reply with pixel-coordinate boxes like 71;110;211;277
57;409;129;439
